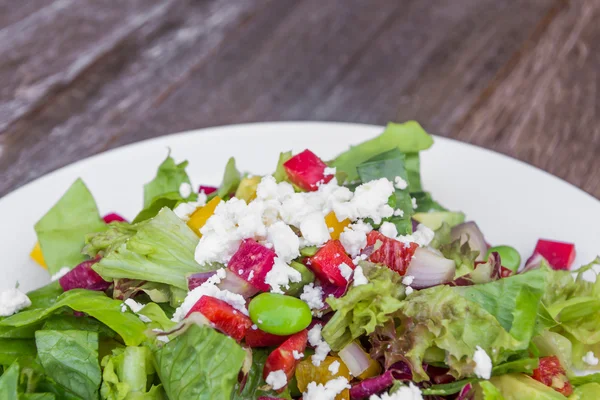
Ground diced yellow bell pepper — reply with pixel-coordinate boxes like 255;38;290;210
325;212;350;240
357;356;382;380
30;241;47;269
187;196;221;236
296;356;351;400
235;176;262;203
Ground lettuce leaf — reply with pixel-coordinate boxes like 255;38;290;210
571;383;600;400
404;152;422;191
478;381;506;399
214;157;241;200
83;222;138;258
357;149;414;234
143;154;194;208
100;346;164;400
153;323;246;400
274;151;292;183
0;362;21;399
440;236;480;277
35;330;101;399
330;121;434;183
34;179;107;274
93;208;207;289
0;339;37;366
232;349;292;400
134;192;185;224
27;281;64;310
322;263;406;351
0;290;147;346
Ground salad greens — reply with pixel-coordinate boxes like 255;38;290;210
4;121;599;399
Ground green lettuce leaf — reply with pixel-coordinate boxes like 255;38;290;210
232;349;292;400
42;314;117;339
571;383;600;400
273;151;293;183
101;346;164;400
35;330;101;399
571;373;600;386
113;279;171;304
330;121;433;183
404;152;422;191
371;285;527;381
440;236;480;277
134;192;184;224
214;157;241;200
478;381;506;399
0;290;147;346
34;179;107;274
83;222;138;258
410;191;447;213
421;379;478;396
0;362;20;399
26;281;64;310
322;263;406;351
490;374;567;399
93;208;207;289
0;339;37;366
357;149;414;234
153;324;246;400
143;154;194;208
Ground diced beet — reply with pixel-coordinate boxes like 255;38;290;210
59;257;111;292
228;239;276;292
186;295;252;341
533;239;576;270
366;231;418;275
532;356;573;396
103;213;127;223
245;328;290;347
199;185;218;195
283;149;333;191
187;271;218;290
308;240;354;287
500;266;513;278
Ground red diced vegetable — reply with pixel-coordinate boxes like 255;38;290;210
532;356;573;396
283;150;333;191
186;295;252;342
199;185;217;195
228;239;276;292
533;239;576;270
103;213;127;223
59;257;110;292
263;330;308;385
309;240;354;287
500;266;513;278
245;328;290;348
366;231;418;275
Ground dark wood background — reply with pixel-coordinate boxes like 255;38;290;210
1;0;599;198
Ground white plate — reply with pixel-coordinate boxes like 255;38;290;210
1;122;599;292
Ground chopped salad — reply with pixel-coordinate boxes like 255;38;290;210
2;121;600;400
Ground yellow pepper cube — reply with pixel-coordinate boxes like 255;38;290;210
30;241;47;269
296;356;351;400
187;196;221;236
325;212;350;240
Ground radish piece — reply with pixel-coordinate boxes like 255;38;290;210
103;213;127;223
228;239;276;292
199;185;217;195
533;239;576;270
283;149;333;191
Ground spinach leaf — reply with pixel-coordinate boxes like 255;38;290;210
143;154;195;208
35;330;101;399
34;179;107;275
153;324;246;400
134;192;183;224
0;290;147;346
214;157;241;200
0;361;20;398
26;282;64;310
0;339;37;366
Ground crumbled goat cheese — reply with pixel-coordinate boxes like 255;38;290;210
411;197;418;209
50;267;71;282
248;271;254;280
120;304;127;313
394;176;408;190
338;263;353;281
173;191;208;221
267;221;301;262
293;350;304;360
368;382;423;400
402;275;414;286
266;370;288;390
324;167;337;175
179;182;192;199
265;257;302;294
393;209;404;217
379;222;398;239
353;254;368;265
124;298;152;322
157;335;170;343
340;221;372;257
333;178;394;224
171;269;247;322
328;360;340;375
308;324;331;367
300;212;331;246
583;351;599;366
300;283;325;310
473;346;492;379
405;286;414;295
303;377;350;400
353;265;369;286
396;224;435;247
251;324;258;330
0;289;32;317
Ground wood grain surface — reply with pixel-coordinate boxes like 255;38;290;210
0;0;598;199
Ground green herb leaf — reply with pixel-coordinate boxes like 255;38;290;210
274;151;293;183
143;154;194;208
214;157;241;200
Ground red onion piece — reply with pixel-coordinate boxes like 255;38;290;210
339;342;372;377
218;270;259;298
456;383;475;400
103;213;127;223
187;271;218;290
59;257;111;292
522;252;548;273
198;185;217;195
405;247;456;289
349;362;411;399
451;222;488;261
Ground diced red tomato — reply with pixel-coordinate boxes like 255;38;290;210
366;231;418;275
283;150;333;191
186;296;252;342
309;240;354;287
532;240;576;270
103;213;127;223
500;266;513;278
228;239;276;291
245;328;290;348
532;356;573;396
199;185;218;195
263;330;308;386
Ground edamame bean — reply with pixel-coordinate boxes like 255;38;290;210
248;293;312;335
487;245;521;272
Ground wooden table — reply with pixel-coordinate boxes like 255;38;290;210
1;0;599;198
